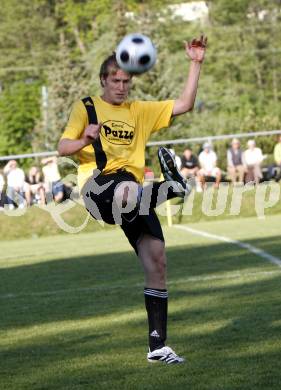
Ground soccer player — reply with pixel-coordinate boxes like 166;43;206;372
58;36;207;364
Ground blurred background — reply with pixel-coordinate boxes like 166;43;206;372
1;5;281;389
1;0;281;166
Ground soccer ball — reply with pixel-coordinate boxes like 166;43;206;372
116;33;157;74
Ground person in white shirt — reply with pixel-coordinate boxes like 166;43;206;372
244;139;264;184
3;160;26;209
198;142;221;190
41;156;64;202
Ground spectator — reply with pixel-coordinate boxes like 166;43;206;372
25;166;46;205
180;147;199;178
227;138;245;184
198;142;221;190
0;172;4;210
41;156;64;202
3;160;26;209
244;140;265;184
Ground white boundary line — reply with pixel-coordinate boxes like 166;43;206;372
173;224;281;268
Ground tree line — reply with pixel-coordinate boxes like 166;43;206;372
0;0;280;167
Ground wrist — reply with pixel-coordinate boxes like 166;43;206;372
191;59;203;64
79;138;88;148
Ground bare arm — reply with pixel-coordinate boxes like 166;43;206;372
3;160;13;174
3;163;10;175
173;36;207;116
227;150;234;167
58;123;102;156
58;138;88;156
274;144;281;165
41;156;57;165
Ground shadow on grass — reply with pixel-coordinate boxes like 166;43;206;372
0;236;281;389
1;272;281;390
0;235;280;330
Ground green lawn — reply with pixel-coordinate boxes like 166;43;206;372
0;216;281;389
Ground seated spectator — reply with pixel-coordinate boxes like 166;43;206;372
41;156;64;203
0;172;4;210
180;147;199;178
227;138;245;184
3;160;26;209
244;140;265;184
198;142;221;190
25;166;46;205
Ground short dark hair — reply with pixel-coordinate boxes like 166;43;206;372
99;52;120;87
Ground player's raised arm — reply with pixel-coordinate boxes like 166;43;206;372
173;35;207;116
58;123;102;156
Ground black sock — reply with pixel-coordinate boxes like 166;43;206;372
144;288;168;351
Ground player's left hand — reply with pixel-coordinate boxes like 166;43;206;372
184;35;207;63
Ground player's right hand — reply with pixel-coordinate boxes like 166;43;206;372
82;123;102;146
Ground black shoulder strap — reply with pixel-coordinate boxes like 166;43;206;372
82;96;107;172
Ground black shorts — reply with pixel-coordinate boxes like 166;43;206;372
82;170;164;253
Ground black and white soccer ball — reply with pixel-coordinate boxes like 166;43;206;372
116;33;157;74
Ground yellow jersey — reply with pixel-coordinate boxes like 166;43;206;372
61;96;174;190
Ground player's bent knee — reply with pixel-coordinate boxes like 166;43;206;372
151;250;166;275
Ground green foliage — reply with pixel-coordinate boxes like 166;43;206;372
208;0;252;25
0;0;57;83
0;1;281;158
33;43;89;151
0;81;40;157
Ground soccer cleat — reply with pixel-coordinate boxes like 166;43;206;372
158;146;192;198
147;346;185;364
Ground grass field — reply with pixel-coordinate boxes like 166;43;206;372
1;215;281;389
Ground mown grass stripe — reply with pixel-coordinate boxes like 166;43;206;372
1;269;280;300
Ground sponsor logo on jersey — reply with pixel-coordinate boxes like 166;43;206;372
101;120;135;145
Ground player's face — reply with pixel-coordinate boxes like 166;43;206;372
102;69;132;105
